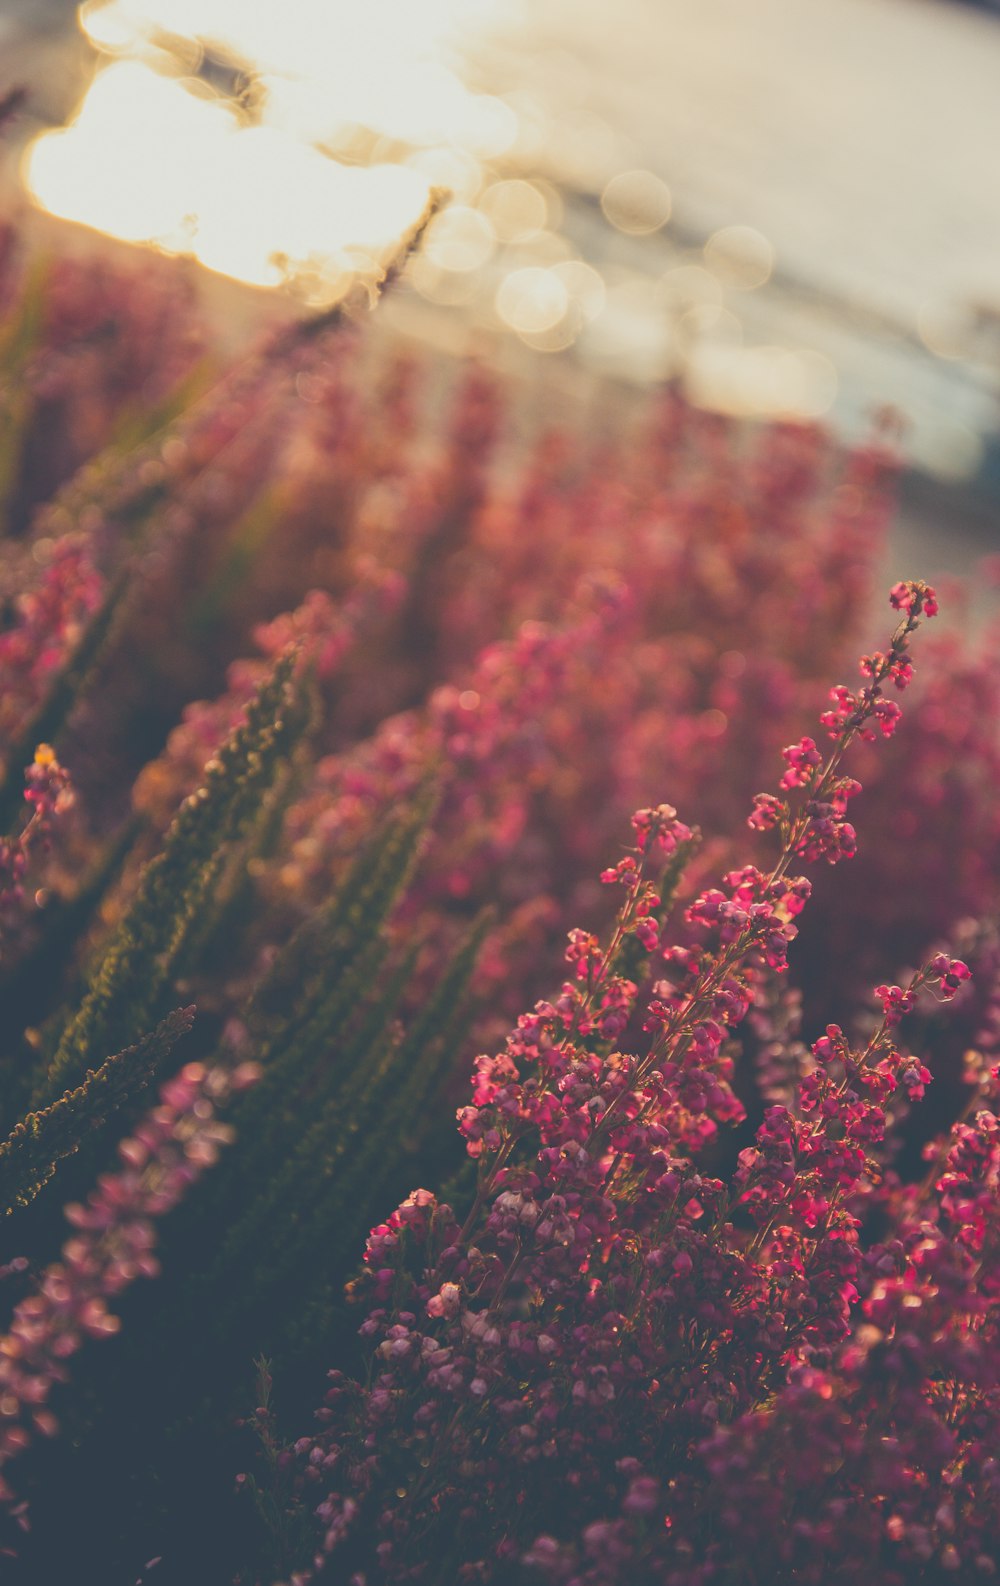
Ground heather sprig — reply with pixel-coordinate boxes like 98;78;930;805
0;745;73;938
0;1056;258;1538
749;578;937;864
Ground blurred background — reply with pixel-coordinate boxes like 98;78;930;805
2;0;999;569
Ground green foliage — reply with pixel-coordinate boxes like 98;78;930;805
37;649;302;1104
0;1007;193;1214
218;907;489;1340
167;750;308;989
229;785;438;1150
0;820;144;1116
139;793;484;1375
39;795;487;1581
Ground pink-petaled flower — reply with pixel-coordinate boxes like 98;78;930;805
889;579;939;618
0;1059;255;1522
22;744;73;829
565;929;601;980
601;857;640;887
928;953;973;998
819;684;859;739
779;737;823;790
748;792;786;832
859;651;886;680
0;747;74;929
871;697;902;737
630;804;693;858
875;983;916;1025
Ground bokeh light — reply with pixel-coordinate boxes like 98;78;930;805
477;179;551;245
684;343;838;419
917;299;970;361
703;225;775;291
423;207;496;274
600;169;672;236
496;266;570;336
581;274;675;383
656;264;723;313
551;260;606;323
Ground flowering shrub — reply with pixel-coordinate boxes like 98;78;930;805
252;582;1000;1586
0;227;998;1583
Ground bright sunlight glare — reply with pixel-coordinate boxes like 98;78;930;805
19;0;834;423
23;0;509;301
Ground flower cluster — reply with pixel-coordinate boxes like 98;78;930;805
263;589;1000;1584
8;231;991;1059
3;233;1000;1583
750;582;937;866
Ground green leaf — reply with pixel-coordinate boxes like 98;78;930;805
256;909;491;1324
232;787;438;1142
0;1007;194;1215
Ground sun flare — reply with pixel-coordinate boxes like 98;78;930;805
24;0;509;301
